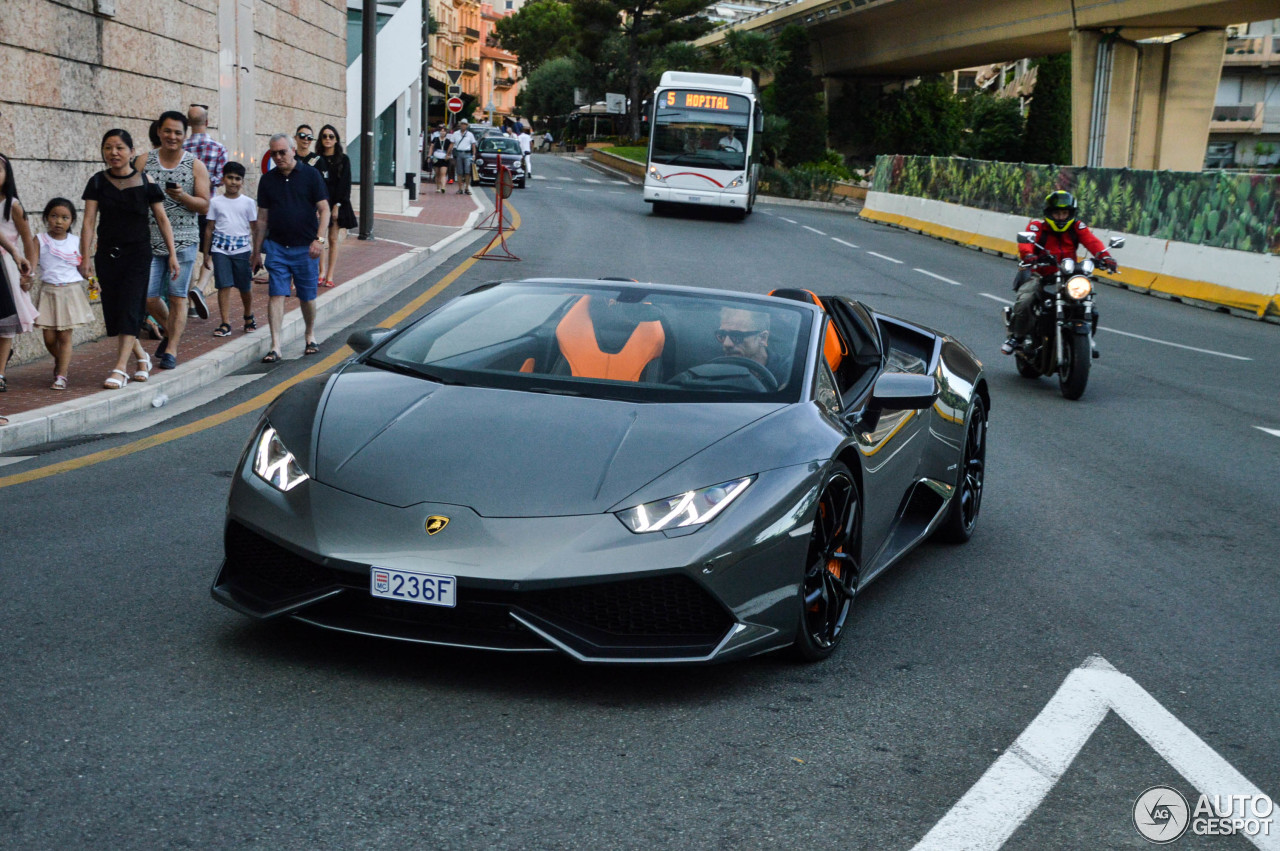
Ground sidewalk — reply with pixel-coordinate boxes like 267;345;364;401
0;181;488;452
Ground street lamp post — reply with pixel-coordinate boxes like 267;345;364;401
359;0;376;240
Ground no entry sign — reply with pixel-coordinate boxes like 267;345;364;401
447;97;463;114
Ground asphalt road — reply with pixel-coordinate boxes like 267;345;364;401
1;154;1277;850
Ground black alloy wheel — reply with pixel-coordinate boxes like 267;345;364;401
793;463;861;661
936;396;986;543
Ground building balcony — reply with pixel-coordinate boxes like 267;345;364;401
462;60;480;73
1210;103;1263;134
1224;36;1278;67
494;75;517;88
464;26;480;41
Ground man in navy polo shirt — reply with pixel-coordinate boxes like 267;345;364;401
250;133;330;362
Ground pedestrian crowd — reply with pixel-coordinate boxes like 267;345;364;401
0;106;362;425
0;107;546;426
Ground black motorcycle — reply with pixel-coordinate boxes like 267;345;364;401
1003;232;1124;400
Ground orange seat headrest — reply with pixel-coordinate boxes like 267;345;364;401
555;296;665;382
768;288;845;372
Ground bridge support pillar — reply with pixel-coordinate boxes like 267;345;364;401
1071;28;1225;171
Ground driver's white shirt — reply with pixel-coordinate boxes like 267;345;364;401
718;135;743;152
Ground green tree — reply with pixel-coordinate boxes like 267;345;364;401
494;0;577;77
962;94;1025;161
516;55;585;119
873;75;963;157
773;25;826;167
570;0;713;138
719;29;777;88
1022;53;1071;165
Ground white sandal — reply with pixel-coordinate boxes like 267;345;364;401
133;352;152;383
103;369;129;389
52;375;68;391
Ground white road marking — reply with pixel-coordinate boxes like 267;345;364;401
532;174;547;180
914;655;1280;851
554;176;573;181
1099;328;1252;361
0;456;36;468
866;251;903;264
583;178;602;183
1255;427;1280;438
577;189;596;192
980;293;1014;305
831;238;859;249
915;268;963;286
780;217;797;224
803;226;827;235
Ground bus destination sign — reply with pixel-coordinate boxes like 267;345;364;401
666;91;736;111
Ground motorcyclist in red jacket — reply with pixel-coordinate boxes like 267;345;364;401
1002;191;1118;355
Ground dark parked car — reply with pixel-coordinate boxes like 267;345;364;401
476;136;526;188
212;279;988;663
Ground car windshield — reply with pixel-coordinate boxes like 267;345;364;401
369;282;813;403
480;138;521;154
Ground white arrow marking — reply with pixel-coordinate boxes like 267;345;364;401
913;655;1279;851
1255;427;1280;438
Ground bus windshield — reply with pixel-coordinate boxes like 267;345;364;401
650;90;751;170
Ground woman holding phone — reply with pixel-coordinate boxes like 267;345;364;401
133;110;210;371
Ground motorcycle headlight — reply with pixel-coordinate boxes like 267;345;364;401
1065;275;1093;300
252;425;310;492
648;165;665;182
616;476;754;533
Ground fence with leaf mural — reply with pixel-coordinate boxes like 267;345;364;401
871;155;1280;255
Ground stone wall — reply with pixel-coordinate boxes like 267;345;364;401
0;0;346;365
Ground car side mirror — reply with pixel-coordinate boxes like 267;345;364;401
347;327;394;354
1108;236;1126;249
1016;232;1035;245
853;373;938;431
870;373;938;410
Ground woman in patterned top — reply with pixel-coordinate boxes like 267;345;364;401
133;110;210;370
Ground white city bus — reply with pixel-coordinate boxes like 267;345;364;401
644;71;762;218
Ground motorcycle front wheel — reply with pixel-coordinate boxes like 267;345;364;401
1058;332;1091;400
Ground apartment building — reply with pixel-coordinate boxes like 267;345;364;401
1207;19;1280;169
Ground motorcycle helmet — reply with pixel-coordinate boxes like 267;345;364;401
1043;190;1078;232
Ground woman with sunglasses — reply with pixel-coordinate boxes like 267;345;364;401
313;125;357;287
294;125;322;169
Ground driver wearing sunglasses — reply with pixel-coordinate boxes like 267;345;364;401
715;307;770;366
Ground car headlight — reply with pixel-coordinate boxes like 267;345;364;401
616;476;754;533
648;165;665;182
253;425;310;492
1065;275;1093;300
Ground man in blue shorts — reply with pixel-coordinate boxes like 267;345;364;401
250;133;330;362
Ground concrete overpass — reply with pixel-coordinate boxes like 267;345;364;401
696;0;1280;170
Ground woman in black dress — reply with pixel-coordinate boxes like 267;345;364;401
79;129;178;389
314;124;357;287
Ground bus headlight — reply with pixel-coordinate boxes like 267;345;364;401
648;165;665;182
727;174;745;188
